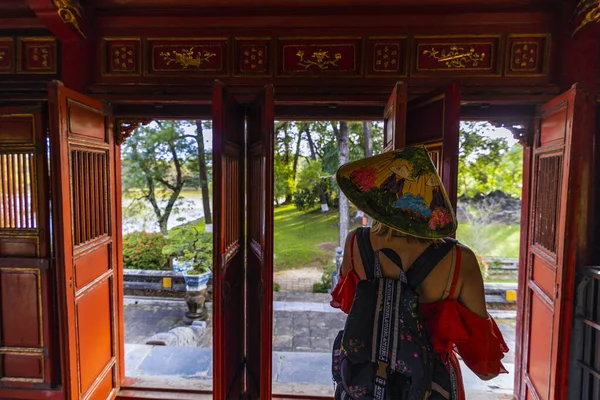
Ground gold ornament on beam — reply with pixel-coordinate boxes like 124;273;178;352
51;0;86;38
573;0;600;36
422;45;485;69
296;49;342;70
160;48;216;69
115;119;152;145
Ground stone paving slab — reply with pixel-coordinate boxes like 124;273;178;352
125;301;515;363
124;344;514;398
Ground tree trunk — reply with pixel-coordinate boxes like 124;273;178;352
305;128;329;212
363;121;373;157
292;130;303;181
338;121;350;246
287;130;303;203
195;120;212;227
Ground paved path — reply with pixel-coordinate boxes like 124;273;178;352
124;293;516;398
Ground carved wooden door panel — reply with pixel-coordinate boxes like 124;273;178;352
518;84;594;400
48;82;120;400
405;83;461;210
0;107;57;398
245;85;275;400
383;81;407;152
212;81;246;400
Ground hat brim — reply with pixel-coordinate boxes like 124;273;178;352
336;146;457;239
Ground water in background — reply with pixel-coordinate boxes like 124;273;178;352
122;191;208;234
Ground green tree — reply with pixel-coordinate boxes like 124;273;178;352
122;120;197;234
458;121;522;198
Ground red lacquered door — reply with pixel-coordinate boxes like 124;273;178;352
48;81;121;400
405;82;461;210
212;81;246;400
245;85;275;400
517;84;594;400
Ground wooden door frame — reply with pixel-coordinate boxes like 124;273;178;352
110;100;557;400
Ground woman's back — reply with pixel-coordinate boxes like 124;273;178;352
340;229;488;318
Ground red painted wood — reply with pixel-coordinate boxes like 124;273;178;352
23;0;89;40
519;84;594;400
48;81;120;400
513;127;533;399
383;81;407;152
211;81;246;400
114;143;126;385
245;85;275;399
0;106;58;398
406;82;461;211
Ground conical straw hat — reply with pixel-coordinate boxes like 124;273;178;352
336;146;457;239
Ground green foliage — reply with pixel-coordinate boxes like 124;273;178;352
274;154;295;203
458;122;523;198
455;223;520;259
293;159;335;210
273;282;281;292
122;232;170;270
121;120;199;234
163;220;213;273
313;264;336;293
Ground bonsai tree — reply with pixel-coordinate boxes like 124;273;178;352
163;221;213;274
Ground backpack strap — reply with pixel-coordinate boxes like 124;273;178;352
406;238;458;288
355;227;376;280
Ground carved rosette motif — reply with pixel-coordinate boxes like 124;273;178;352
235;39;271;76
0;38;14;73
17;38;57;74
115;119;152;145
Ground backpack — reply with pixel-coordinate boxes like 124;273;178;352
332;227;458;400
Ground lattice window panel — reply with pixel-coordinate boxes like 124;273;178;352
533;154;563;253
70;149;109;246
224;152;240;253
249;151;263;247
0;152;36;229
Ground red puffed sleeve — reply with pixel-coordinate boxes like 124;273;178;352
453;306;509;376
330;268;359;314
330;230;359;314
420;300;509;377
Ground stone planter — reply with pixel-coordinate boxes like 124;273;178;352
182;271;212;324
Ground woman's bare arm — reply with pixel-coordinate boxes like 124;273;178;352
340;231;354;276
457;245;499;380
456;246;488;319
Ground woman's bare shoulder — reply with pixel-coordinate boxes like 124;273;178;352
457;243;482;277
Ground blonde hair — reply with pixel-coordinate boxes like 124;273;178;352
371;221;445;245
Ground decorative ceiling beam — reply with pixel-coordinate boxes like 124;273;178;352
573;0;600;36
24;0;90;41
489;119;533;147
115;119;152;145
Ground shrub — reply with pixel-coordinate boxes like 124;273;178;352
273;282;281;292
122;232;170;270
163;223;213;273
313;264;337;293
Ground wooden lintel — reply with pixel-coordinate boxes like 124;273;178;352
24;0;90;41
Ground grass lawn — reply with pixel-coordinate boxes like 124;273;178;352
274;204;362;271
456;223;520;259
274;204;521;271
165;203;521;272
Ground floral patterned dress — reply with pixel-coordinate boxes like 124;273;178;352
331;244;509;400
